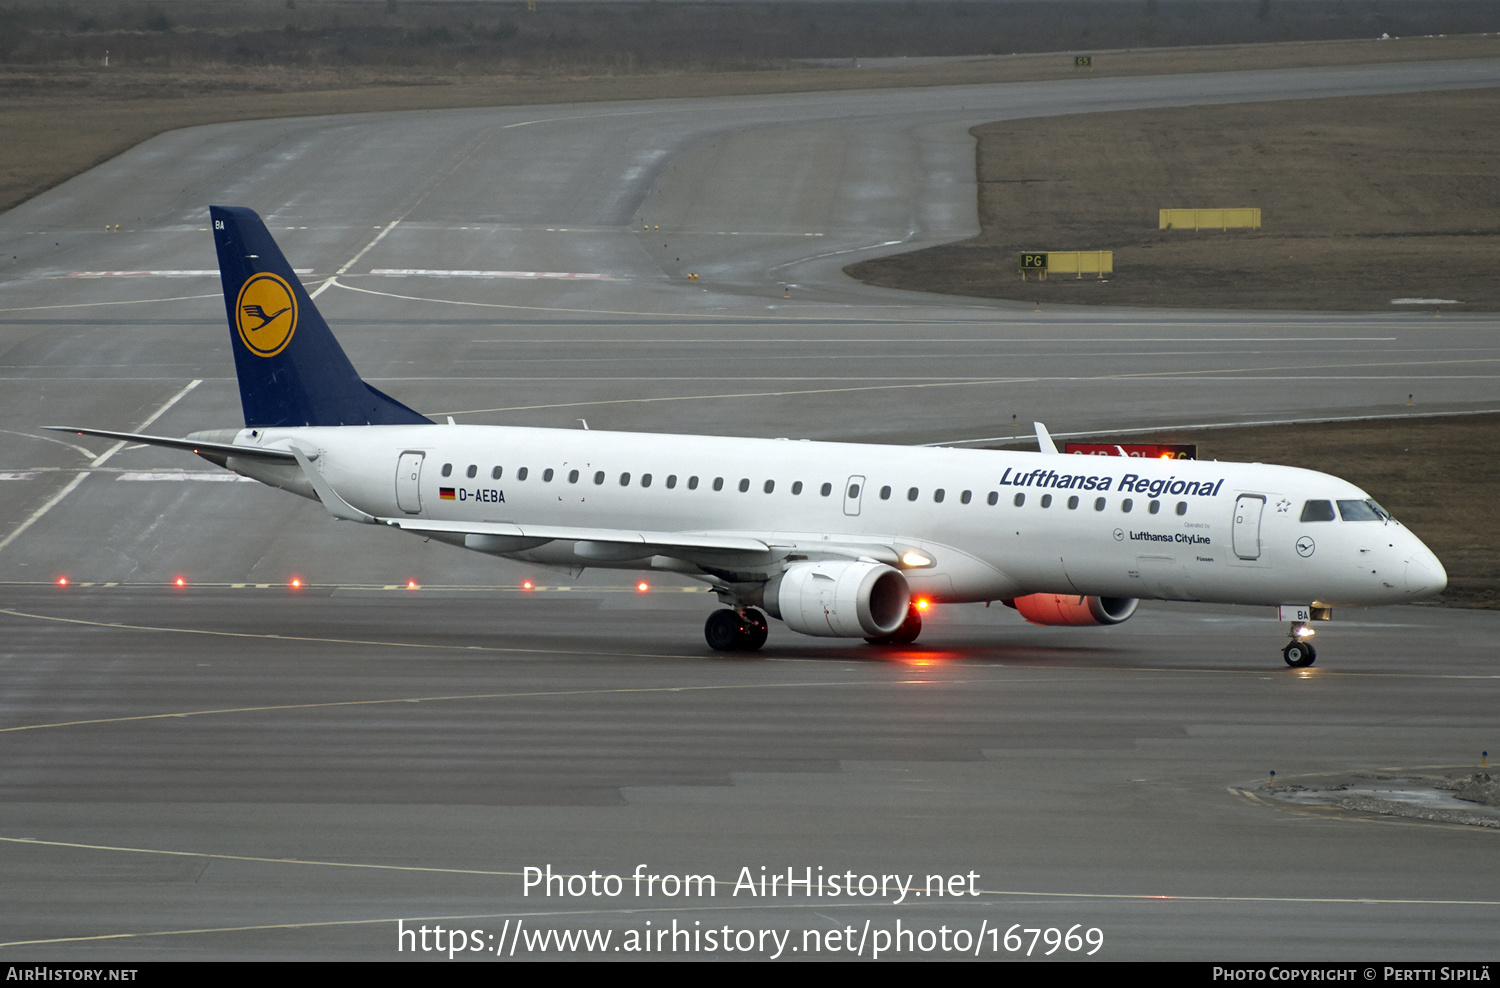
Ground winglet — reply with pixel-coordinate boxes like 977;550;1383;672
290;447;377;524
1033;421;1060;455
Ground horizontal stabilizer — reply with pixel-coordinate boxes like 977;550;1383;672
45;426;297;462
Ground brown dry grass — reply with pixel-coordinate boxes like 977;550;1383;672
5;32;1500;215
848;86;1500;311
993;414;1500;607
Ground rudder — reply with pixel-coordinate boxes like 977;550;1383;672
211;205;431;428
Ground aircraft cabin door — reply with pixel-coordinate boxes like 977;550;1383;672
396;451;424;514
843;475;866;517
1232;494;1265;560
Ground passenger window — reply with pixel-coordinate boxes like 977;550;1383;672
619;472;630;486
764;480;775;494
542;468;554;482
666;475;677;489
907;487;919;502
688;476;699;490
466;464;477;479
1095;497;1106;511
568;469;579;484
441;463;453;477
641;474;652;488
713;477;724;492
1175;501;1187;516
492;466;503;480
1067;495;1079;510
593;471;605;485
738;478;750;493
1014;493;1025;507
820;483;832;497
1148;500;1160;514
1300;500;1336;522
960;490;972;504
847;483;860;498
987;491;999;506
791;481;803;495
517;467;529;481
880;485;892;500
1121;498;1133;513
934;489;945;503
1040;494;1052;508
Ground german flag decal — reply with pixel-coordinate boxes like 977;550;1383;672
439;487;456;500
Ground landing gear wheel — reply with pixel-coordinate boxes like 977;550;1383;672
864;603;923;646
738;608;769;651
705;609;745;652
1282;640;1317;667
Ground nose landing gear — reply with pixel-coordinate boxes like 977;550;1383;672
1282;622;1317;667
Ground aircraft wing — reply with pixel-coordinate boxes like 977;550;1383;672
385;517;774;561
45;426;298;463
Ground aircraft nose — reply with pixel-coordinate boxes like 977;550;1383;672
1404;544;1447;598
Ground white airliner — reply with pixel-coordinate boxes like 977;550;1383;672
53;207;1447;666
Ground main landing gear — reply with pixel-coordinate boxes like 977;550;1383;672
704;607;769;652
1282;622;1317;667
864;602;923;646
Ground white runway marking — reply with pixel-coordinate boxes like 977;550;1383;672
69;269;312;278
0;379;201;554
371;268;619;281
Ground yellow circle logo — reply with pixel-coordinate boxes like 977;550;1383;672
235;273;298;358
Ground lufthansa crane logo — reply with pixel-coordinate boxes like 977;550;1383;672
235;273;298;358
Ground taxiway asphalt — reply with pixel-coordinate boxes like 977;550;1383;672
1;59;1497;959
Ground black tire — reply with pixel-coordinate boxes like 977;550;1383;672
891;605;923;645
1282;641;1316;667
865;603;923;646
705;609;745;651
739;608;769;651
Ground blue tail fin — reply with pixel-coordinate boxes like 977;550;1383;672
210;205;432;428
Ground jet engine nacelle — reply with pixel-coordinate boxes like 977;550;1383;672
765;560;910;638
1009;593;1138;627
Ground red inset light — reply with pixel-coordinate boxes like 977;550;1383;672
406;579;419;590
174;576;187;588
521;580;534;591
637;581;650;593
289;577;303;589
56;575;69;587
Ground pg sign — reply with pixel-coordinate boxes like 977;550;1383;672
1019;253;1047;270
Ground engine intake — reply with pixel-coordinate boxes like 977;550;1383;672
1009;594;1138;626
766;560;910;638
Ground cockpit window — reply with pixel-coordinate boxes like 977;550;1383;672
1337;499;1393;522
1300;500;1336;522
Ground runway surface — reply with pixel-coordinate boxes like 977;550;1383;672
1;58;1498;960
